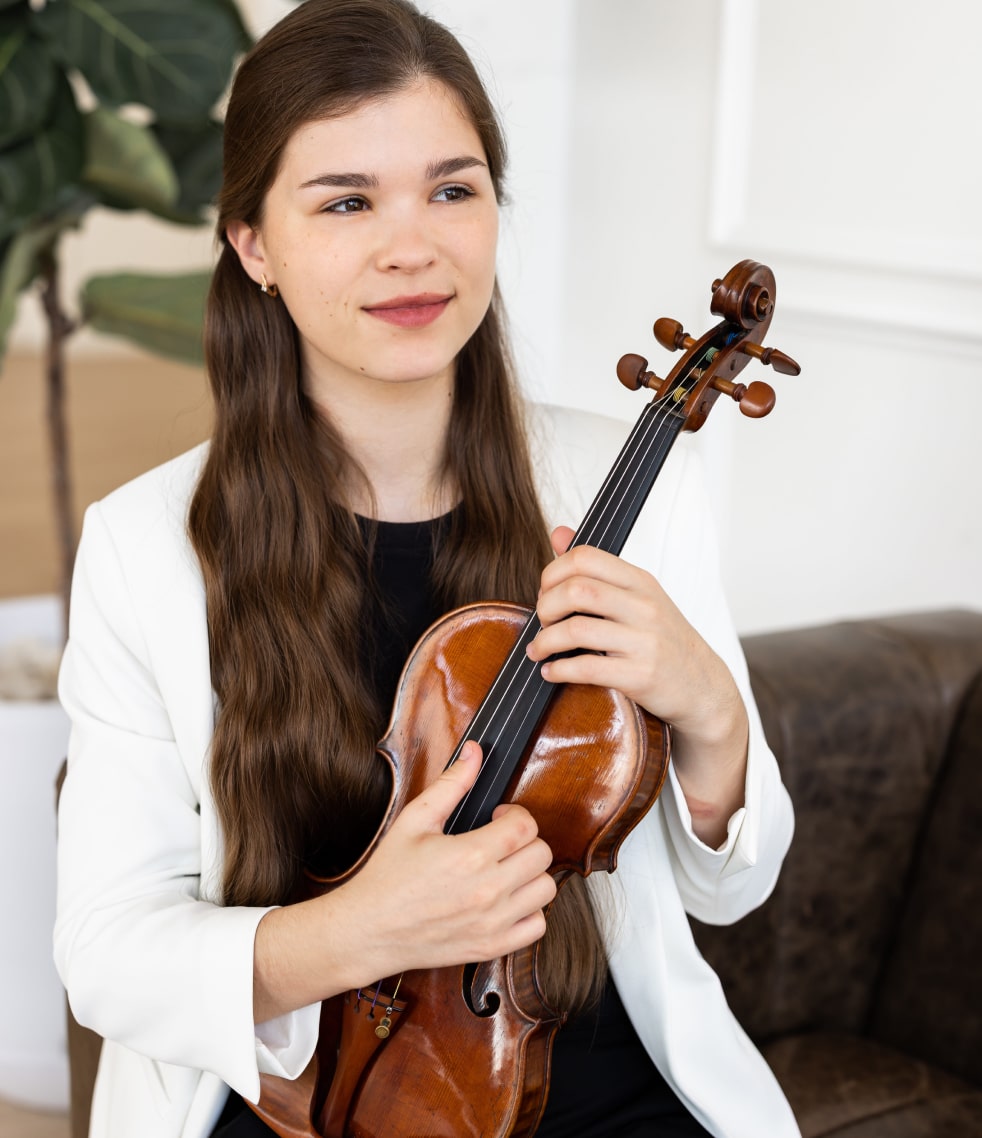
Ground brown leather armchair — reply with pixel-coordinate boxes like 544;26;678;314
64;610;982;1137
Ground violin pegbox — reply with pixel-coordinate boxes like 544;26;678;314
617;260;800;432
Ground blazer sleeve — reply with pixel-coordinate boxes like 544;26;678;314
621;439;795;926
53;500;319;1103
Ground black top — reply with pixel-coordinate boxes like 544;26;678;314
211;515;709;1137
360;512;447;712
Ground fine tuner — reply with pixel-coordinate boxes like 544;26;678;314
615;261;801;428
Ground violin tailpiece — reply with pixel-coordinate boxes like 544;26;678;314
316;985;409;1138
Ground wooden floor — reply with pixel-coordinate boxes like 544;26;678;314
0;350;212;600
0;1097;69;1138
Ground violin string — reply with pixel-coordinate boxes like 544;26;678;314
448;391;684;832
446;389;685;832
444;396;676;830
575;398;683;550
447;391;684;831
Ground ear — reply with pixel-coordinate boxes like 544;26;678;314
226;220;272;289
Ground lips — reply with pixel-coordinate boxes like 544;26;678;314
363;293;453;328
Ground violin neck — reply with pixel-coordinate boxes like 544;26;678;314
444;396;686;837
568;397;687;558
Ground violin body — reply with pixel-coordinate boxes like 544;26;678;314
252;601;669;1138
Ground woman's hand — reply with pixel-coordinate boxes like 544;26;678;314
336;742;557;972
253;743;555;1023
526;526;749;848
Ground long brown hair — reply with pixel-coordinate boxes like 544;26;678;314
188;0;604;1012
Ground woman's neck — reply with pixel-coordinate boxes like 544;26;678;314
307;369;456;522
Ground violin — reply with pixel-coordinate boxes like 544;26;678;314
249;260;800;1138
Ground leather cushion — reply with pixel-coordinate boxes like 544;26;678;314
762;1032;982;1138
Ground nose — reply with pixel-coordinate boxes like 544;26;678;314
375;205;438;274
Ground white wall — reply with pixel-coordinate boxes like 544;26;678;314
459;0;982;633
549;0;982;633
9;0;981;633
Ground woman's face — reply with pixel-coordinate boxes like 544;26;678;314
228;78;499;404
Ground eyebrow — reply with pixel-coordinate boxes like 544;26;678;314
298;155;487;191
427;155;487;179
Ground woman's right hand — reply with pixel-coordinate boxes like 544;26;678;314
252;742;555;1023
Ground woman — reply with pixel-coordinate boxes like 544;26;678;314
54;2;800;1136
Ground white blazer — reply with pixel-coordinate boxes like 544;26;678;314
54;403;800;1138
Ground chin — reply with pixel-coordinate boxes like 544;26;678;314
373;351;459;388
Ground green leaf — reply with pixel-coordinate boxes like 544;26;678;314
82;107;179;213
0;206;85;359
0;13;58;150
33;0;251;125
81;269;212;362
150;118;223;223
0;72;84;229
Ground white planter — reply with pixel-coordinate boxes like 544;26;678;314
0;595;70;1110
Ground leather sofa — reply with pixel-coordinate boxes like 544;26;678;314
63;610;982;1137
694;609;982;1136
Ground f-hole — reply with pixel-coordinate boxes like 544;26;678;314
462;963;501;1018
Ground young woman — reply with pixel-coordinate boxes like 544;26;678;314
54;2;800;1136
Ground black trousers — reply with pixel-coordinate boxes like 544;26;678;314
212;1101;705;1138
211;1093;275;1136
211;1091;711;1138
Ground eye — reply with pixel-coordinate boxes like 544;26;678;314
323;195;369;214
432;184;475;203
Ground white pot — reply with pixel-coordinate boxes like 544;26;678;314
0;595;70;1110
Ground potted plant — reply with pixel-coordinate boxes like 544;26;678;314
0;0;251;1110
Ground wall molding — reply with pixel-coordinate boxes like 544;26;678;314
708;0;982;341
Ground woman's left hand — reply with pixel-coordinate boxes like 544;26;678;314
526;526;749;846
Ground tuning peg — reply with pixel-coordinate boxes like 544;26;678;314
617;353;663;392
650;316;700;350
740;341;800;375
658;317;799;378
711;378;776;418
653;318;696;354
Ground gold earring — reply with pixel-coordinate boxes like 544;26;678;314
260;274;279;298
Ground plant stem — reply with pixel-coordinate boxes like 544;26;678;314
38;249;77;640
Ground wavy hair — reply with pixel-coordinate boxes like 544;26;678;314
188;0;604;1013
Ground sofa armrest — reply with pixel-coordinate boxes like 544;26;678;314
693;610;982;1051
870;663;982;1085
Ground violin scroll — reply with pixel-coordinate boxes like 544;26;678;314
618;260;799;432
710;263;774;329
